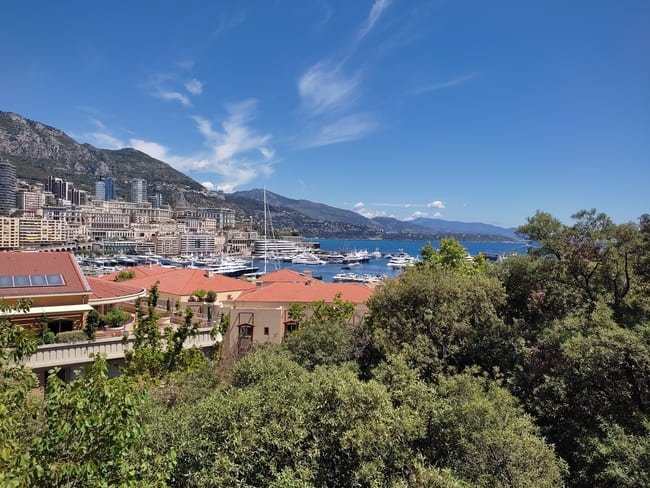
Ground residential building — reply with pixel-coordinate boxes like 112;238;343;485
0;252;93;333
19;217;65;246
0;161;17;216
16;190;46;211
224;269;373;360
0;217;20;249
178;233;217;257
130;178;147;204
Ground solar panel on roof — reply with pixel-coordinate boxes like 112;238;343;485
30;275;47;286
46;275;64;285
0;274;65;288
14;275;30;287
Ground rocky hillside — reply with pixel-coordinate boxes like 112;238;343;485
0;111;238;210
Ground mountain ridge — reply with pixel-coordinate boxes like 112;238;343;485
1;110;521;241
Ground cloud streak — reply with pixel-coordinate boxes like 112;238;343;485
296;0;392;148
408;73;477;95
357;0;392;43
298;62;360;116
300;113;377;149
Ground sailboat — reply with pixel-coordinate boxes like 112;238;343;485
246;187;279;279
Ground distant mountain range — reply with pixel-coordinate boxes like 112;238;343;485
0;110;521;241
230;189;520;241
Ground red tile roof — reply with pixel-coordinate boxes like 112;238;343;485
0;252;91;298
257;269;312;284
100;266;255;296
235;281;373;305
86;277;146;302
100;264;169;280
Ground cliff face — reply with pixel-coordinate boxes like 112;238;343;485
0;111;233;209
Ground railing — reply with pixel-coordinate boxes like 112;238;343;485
21;327;218;369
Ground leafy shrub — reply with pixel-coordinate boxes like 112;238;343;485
114;270;135;282
54;331;89;344
42;331;56;344
101;309;131;328
206;290;217;303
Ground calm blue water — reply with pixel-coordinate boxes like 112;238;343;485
265;239;528;283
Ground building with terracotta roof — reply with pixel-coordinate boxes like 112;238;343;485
224;278;374;360
86;277;147;315
100;264;256;320
0;251;93;333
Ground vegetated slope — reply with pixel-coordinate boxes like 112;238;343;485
0;110;237;210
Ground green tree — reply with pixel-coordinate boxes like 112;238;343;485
363;265;517;380
0;299;42;487
517;209;649;324
420;238;487;275
124;282;204;379
283;294;358;370
33;355;174;487
85;309;99;340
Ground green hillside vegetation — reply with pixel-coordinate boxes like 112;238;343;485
0;110;240;211
2;210;649;486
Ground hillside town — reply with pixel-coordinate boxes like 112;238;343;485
0;160;268;257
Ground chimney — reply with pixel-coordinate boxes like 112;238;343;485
206;270;214;278
303;269;313;280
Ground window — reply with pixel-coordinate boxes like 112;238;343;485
284;321;299;338
264;327;269;336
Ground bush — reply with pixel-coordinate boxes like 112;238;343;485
206;290;217;303
42;331;56;344
101;309;131;328
54;331;90;344
114;270;135;282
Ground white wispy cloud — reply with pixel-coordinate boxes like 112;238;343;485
298;61;360;116
408;73;476;96
129;139;171;161
370;202;419;208
433;211;442;217
296;0;391;148
81;99;275;193
427;200;446;209
357;0;392;43
301;113;376;149
185;78;203;95
214;10;247;37
155;88;192;107
76;119;125;150
188;99;275;191
404;211;429;221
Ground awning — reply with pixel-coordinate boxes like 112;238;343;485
0;304;94;317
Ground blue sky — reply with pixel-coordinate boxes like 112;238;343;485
2;1;648;228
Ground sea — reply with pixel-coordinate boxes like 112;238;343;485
258;239;528;283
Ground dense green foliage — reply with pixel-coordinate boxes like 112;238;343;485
1;209;649;487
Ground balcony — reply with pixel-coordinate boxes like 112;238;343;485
21;327;219;370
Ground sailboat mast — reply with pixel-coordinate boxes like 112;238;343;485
263;186;267;274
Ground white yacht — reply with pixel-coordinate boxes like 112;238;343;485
386;250;418;268
291;252;326;265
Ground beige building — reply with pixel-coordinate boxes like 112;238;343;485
19;217;65;246
0;217;20;249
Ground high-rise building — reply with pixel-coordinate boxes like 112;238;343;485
0;161;17;216
95;180;106;201
104;177;115;201
131;178;147;204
